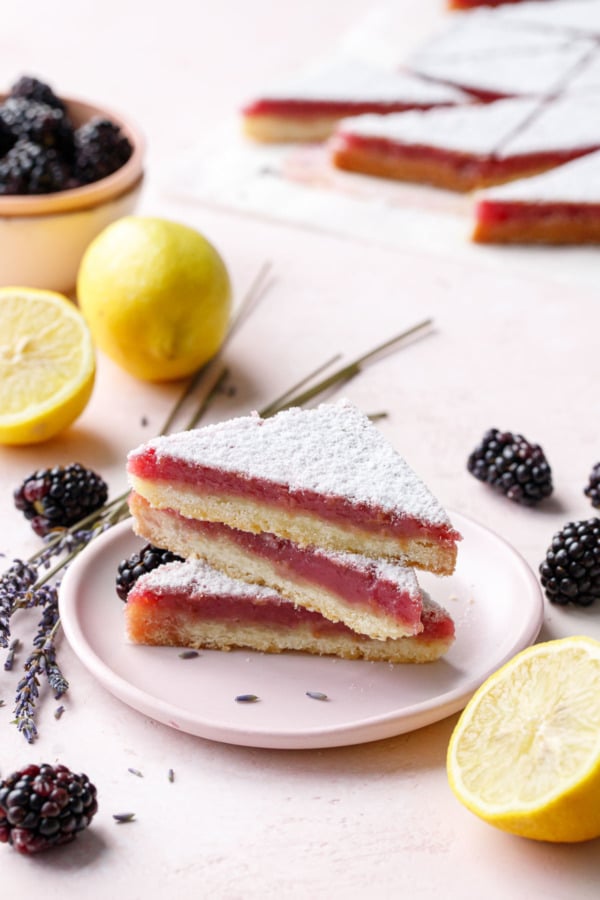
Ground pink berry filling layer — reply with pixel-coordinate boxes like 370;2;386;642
128;580;454;645
131;496;424;630
127;449;460;549
242;98;446;119
334;133;597;184
476;200;600;226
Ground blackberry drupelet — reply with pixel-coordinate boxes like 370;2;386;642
584;463;600;509
116;544;184;601
74;117;132;184
467;428;553;506
0;97;74;157
0;139;69;194
0;763;98;855
13;463;108;537
9;75;66;113
0;116;15;156
539;519;600;607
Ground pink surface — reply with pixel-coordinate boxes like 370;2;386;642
2;1;600;896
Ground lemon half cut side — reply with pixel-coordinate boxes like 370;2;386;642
0;287;95;445
447;636;600;843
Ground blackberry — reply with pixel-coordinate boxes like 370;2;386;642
584;463;600;509
0;139;69;195
0;115;16;156
0;97;74;157
13;463;108;537
539;518;600;607
74;117;132;185
9;75;66;113
467;428;553;506
0;763;98;855
116;543;184;601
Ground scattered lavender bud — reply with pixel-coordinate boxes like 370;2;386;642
4;638;20;671
168;768;175;783
306;691;329;701
235;694;259;703
178;650;199;659
54;704;65;719
128;767;143;778
113;812;136;824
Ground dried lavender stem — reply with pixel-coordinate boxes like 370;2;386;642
29;491;131;563
266;317;433;415
270;362;361;413
185;366;230;431
159;261;272;435
258;353;342;418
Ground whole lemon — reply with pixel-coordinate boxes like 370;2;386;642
77;216;231;382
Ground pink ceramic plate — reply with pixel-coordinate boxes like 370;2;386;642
59;511;543;749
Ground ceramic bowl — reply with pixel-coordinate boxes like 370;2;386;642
0;94;145;293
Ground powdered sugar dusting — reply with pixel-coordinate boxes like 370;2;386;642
496;0;600;36
248;57;470;105
410;41;592;98
411;12;576;61
133;559;283;602
500;91;600;156
128;400;453;529
478;148;600;203
336;98;540;156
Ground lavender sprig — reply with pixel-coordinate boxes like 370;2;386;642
0;513;129;743
0;560;37;648
12;587;68;742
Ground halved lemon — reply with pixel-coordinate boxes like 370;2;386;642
0;287;95;445
447;636;600;843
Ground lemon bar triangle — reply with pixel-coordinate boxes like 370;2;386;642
127;399;460;575
125;558;456;664
127;492;426;641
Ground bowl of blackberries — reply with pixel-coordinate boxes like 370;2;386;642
0;74;145;292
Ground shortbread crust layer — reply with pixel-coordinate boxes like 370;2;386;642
242;101;455;143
